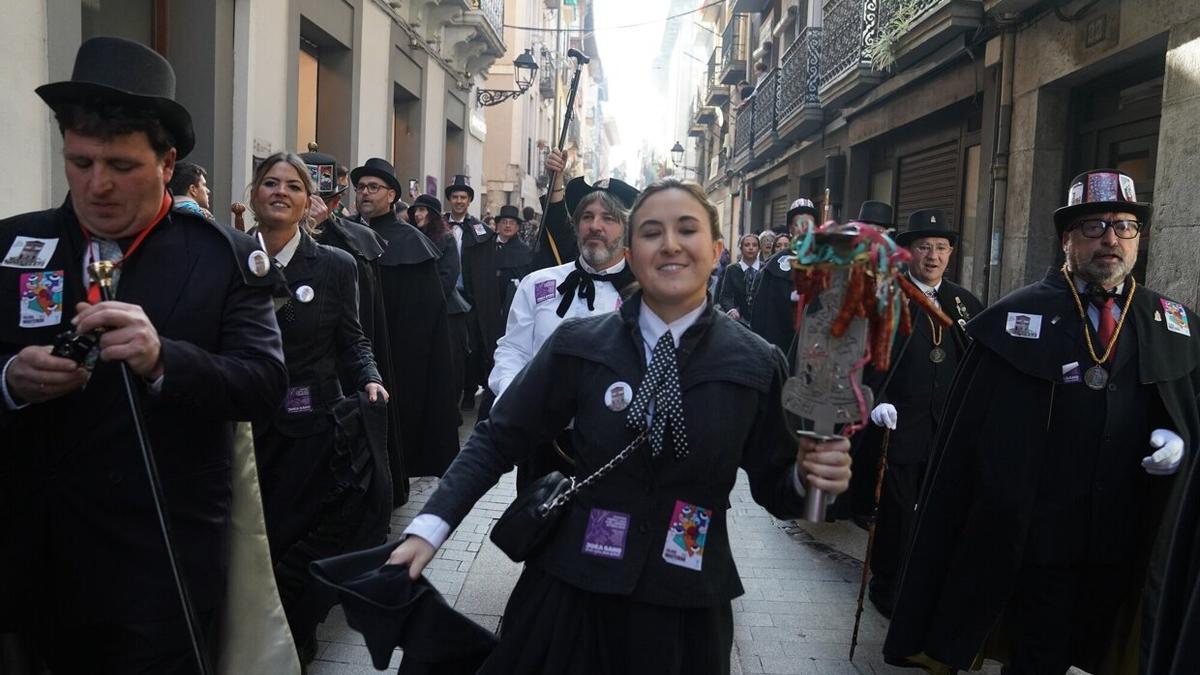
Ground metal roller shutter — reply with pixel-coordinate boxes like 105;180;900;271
895;140;960;232
770;195;790;232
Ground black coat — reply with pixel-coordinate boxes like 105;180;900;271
749;251;797;355
367;213;461;479
0;200;287;627
715;261;760;323
531;199;577;272
422;294;807;608
883;269;1200;671
464;236;533;356
427;230;471;315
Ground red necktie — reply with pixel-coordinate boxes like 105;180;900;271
1097;297;1117;350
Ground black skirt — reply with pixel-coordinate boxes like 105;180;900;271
480;565;733;675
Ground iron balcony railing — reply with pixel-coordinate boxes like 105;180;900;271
733;102;753;158
720;14;749;84
820;0;881;88
779;25;822;121
472;0;504;40
751;68;778;141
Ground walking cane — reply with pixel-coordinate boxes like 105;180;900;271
849;428;890;660
535;48;590;266
88;261;213;675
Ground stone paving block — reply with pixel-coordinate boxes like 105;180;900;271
735;611;775;627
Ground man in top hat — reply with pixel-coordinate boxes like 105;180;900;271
444;174;490;411
0;37;288;671
750;197;820;353
352;158;460;487
857;199;895;230
885;170;1199;674
850;209;984;617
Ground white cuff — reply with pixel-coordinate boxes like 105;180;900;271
146;373;165;396
790;463;807;497
2;356;30;411
403;513;452;550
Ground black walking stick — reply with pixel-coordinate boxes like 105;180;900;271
536;48;590;266
849;428;890;660
88;261;213;675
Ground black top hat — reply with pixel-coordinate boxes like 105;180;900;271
565;176;641;217
407;193;443;225
895;209;958;247
786;197;819;225
856;200;894;228
495;204;522;224
36;36;195;159
350;158;403;204
1053;169;1151;236
445;174;475;201
299;151;348;199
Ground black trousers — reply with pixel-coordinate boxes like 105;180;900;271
28;610;219;675
463;310;484;401
447;312;469;408
869;460;926;600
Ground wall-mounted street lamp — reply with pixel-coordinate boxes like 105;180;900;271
477;49;540;106
671;141;700;177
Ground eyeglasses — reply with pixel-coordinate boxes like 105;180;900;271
912;244;952;255
354;183;388;195
1073;218;1141;239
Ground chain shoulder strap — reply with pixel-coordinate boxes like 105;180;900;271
538;430;648;516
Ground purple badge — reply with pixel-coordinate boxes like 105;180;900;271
582;508;630;559
534;279;557;304
285;386;313;414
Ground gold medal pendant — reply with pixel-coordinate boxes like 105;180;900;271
1062;266;1136;389
1083;365;1108;390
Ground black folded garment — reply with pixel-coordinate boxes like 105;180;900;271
310;541;498;674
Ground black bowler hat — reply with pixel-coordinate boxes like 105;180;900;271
565;176;640;217
496;204;522;224
36;36;195;158
310;542;497;671
407;193;443;225
445;174;475;201
895;209;958;247
856;200;894;228
1053;169;1151;237
299;151;348;199
350;158;403;204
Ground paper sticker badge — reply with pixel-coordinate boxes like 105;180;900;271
1006;312;1042;339
473;222;487;237
661;500;712;571
1162;299;1191;336
581;508;630;560
3;237;59;269
534;279;557;304
1062;361;1083;384
19;270;65;328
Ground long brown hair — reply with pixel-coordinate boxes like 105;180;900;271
248;152;319;235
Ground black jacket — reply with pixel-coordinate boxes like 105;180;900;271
464;236;533;353
749;251;797;355
715;261;760;323
531;199;577;272
422;294;807;608
0;199;287;627
427;230;471;315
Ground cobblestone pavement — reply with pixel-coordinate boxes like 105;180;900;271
309;411;996;675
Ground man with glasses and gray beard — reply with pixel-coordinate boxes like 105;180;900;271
487;149;639;489
885;170;1200;675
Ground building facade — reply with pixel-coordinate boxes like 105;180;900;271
3;0;508;222
684;0;1200;304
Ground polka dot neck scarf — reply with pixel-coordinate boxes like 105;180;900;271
626;332;688;458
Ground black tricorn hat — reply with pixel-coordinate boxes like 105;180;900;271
299;151;348;199
895;209;958;247
407;193;443;225
1053;169;1151;237
496;204;522;223
445;174;475;201
857;200;894;228
311;542;497;671
36;36;195;159
565;176;640;217
350;158;403;204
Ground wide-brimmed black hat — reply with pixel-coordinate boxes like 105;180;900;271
1053;169;1151;236
407;193;442;225
565;176;640;217
495;204;522;224
856;200;894;228
445;174;475;201
299;151;348;199
895;209;958;247
36;36;195;159
350;158;403;204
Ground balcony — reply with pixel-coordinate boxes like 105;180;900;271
705;49;729;107
411;0;505;77
719;14;750;85
877;0;983;70
732;0;769;13
751;68;781;157
731;102;753;172
777;25;822;141
819;0;885;109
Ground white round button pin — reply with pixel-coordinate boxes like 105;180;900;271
604;381;633;412
248;250;270;278
295;285;315;303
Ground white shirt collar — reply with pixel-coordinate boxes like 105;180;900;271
738;259;760;272
1072;275;1125;296
273;229;304;267
908;274;941;296
579;257;627;276
639;299;706;350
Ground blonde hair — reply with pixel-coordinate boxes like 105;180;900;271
626;179;721;246
247;152;319;235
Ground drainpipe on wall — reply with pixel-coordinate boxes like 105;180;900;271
986;16;1018;303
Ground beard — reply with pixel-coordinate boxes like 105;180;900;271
1069;245;1136;288
580;236;620;268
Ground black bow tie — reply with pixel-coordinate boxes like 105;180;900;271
555;260;635;317
1085;283;1122;304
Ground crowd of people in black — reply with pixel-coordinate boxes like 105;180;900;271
3;35;1200;675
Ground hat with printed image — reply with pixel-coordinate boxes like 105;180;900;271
1053;169;1151;237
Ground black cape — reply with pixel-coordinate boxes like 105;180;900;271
531;199;577;272
464;236;533;358
884;268;1200;671
749;251;798;355
367;213;461;482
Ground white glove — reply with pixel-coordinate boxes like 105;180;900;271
870;403;898;430
1143;429;1185;476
